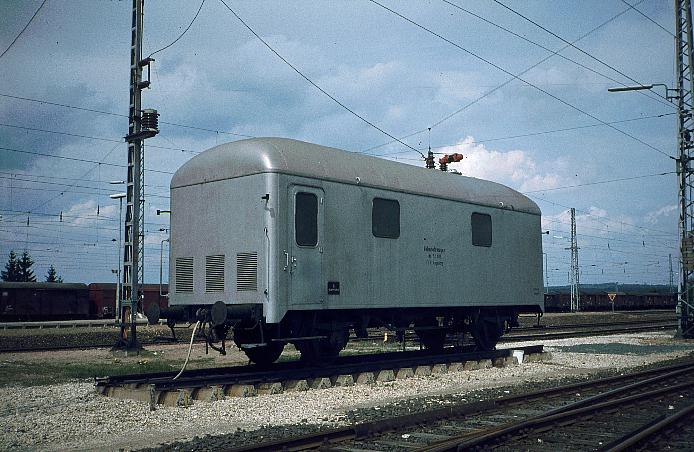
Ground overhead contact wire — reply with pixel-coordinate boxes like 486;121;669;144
368;0;672;159
620;0;675;37
443;0;673;111
217;0;424;158
148;0;206;58
0;0;47;60
491;0;673;105
363;0;644;154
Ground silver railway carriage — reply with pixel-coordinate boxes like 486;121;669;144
148;137;544;364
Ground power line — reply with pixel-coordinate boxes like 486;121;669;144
0;0;47;60
0;146;174;175
0;170;169;189
542;218;675;248
0;240;168;256
0;122;197;154
530;195;674;236
368;0;672;159
0;183;170;199
216;0;424;158
373;112;676;157
441;0;673;110
0;93;254;138
363;0;654;154
620;0;675;37
491;0;673;105
6;142;121;219
148;0;206;58
523;171;675;194
1;220;151;235
0;207;170;226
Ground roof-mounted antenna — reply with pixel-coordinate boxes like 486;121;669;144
425;127;435;169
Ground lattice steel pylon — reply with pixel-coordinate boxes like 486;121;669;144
569;208;580;312
676;0;694;338
119;0;157;350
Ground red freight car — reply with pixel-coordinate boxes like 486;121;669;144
88;283;168;319
0;282;90;321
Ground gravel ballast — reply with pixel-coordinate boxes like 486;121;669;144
1;330;692;451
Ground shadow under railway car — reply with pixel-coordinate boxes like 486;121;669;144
0;282;90;321
149;137;545;365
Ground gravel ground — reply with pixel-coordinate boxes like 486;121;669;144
1;329;692;451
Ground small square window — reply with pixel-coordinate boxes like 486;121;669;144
372;198;400;239
471;213;492;247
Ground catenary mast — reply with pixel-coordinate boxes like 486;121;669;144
676;0;694;338
119;0;158;350
569;208;580;312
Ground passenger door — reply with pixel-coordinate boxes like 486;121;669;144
288;186;324;307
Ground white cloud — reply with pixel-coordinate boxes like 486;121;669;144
441;136;561;192
63;199;117;227
431;70;493;106
645;204;677;225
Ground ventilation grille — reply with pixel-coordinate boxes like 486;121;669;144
205;255;225;292
236;252;258;291
175;257;194;293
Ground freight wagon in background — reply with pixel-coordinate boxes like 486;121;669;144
0;282;169;321
544;289;677;312
0;282;90;321
88;283;169;319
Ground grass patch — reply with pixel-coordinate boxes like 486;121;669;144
0;357;216;387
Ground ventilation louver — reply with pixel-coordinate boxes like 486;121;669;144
237;252;258;291
175;257;194;293
205;255;225;292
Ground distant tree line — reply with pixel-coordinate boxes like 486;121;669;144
1;251;63;283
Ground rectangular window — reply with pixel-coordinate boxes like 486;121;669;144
372;198;400;238
295;192;318;246
471;212;492;247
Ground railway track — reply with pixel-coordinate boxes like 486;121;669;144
503;321;677;342
231;359;694;451
95;345;547;408
0;310;675;331
0;319;677;353
359;318;677;344
0;318;157;330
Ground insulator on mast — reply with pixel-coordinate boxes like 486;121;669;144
141;109;159;135
425;150;435;169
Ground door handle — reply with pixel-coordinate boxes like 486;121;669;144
283;251;289;271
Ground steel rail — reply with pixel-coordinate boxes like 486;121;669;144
230;360;694;452
419;366;694;451
353;318;676;343
1;321;676;354
602;401;694;451
97;345;542;389
503;322;677;342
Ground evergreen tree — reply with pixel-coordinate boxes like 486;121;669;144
1;251;20;282
17;251;36;282
45;264;63;283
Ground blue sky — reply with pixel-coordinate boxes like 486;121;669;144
0;0;679;286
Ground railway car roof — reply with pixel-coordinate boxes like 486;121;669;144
171;138;540;215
